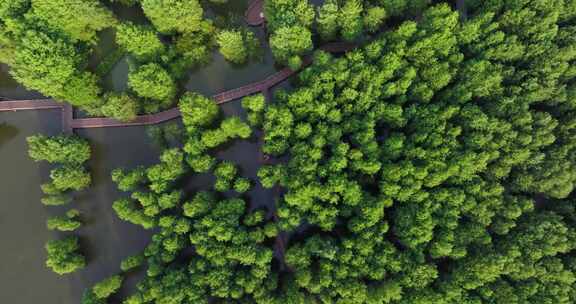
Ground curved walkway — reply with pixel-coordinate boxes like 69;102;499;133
0;42;355;131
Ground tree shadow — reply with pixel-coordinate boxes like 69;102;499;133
0;122;19;148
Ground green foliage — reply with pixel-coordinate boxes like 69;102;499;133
265;0;314;67
45;237;85;275
364;6;387;33
10;30;103;108
116;22;165;61
186;154;215;173
47;209;82;231
242;93;266;126
233;178;251;193
41;194;71;206
92;275;123;299
172;22;215;72
378;0;430;17
339;0;364;41
213;161;238;192
200;116;252;148
27;135;90;164
50;164;91;191
141;0;205;34
112;167;147;192
145;148;185;193
216;29;260;64
121;254;145;272
113;198;156;229
128;63;177;102
29;0;117;43
269;25;312;68
81;1;576;303
257;165;285;188
179;92;219;131
317;0;340;41
265;0;314;32
101;93;139;122
81;290;105;304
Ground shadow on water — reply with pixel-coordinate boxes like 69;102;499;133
0;122;19;147
0;64;45;100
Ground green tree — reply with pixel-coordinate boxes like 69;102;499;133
10;30;103;109
233;178;251;193
121;254;145;272
141;0;205;34
47;209;82;231
179;92;219;132
317;0;340;41
339;0;364;41
364;6;387;33
242;93;266;126
216;29;260;64
27;135;91;164
81;290;105;304
269;25;312;68
50;164;91;191
101;93;139;122
116;22;165;61
45;237;85;275
92;275;123;299
112;166;147;192
128;63;176;102
41;194;71;206
29;0;117;43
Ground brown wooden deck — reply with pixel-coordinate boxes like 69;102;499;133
245;0;265;26
0;99;62;111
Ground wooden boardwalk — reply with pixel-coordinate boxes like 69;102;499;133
0;99;62;111
245;0;265;26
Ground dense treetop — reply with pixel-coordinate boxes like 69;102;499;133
96;1;576;303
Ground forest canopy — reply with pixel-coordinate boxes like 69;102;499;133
101;1;576;303
5;0;576;303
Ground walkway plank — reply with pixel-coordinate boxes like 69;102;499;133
0;99;62;112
